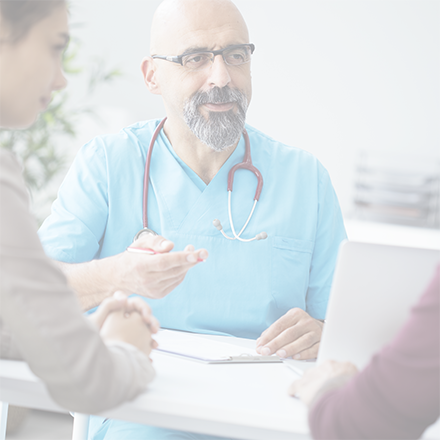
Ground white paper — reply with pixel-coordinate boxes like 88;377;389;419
153;329;259;362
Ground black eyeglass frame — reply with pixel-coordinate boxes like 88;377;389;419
151;43;255;67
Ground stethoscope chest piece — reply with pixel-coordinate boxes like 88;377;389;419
134;227;158;242
212;128;267;242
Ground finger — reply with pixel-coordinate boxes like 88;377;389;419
126;296;152;317
150;315;160;333
288;380;301;397
113;291;127;301
257;325;305;356
123;310;144;325
197;249;208;261
126;297;159;331
184;244;195;252
288;341;320;361
270;328;321;359
151;339;159;349
256;308;303;347
257;312;322;357
92;293;128;329
256;309;303;351
131;234;174;253
149;249;208;273
183;249;208;264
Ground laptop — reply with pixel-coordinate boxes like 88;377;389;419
317;240;439;369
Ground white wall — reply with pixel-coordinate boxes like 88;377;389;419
63;0;439;216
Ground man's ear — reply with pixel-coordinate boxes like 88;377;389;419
141;57;161;95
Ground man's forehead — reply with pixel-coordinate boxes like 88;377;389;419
174;25;248;54
150;0;249;55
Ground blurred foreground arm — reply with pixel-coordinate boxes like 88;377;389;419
0;152;156;413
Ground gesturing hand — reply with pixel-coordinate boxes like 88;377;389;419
256;308;324;360
115;234;208;299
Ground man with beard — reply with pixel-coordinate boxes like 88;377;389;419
39;0;346;438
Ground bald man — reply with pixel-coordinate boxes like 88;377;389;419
39;1;346;438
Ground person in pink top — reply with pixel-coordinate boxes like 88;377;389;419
289;265;440;439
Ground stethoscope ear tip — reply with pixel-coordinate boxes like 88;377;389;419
213;219;223;231
256;232;268;240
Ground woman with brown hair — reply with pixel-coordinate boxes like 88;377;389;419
0;0;159;413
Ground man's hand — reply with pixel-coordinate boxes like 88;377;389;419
288;360;358;406
59;234;209;310
256;308;324;360
110;234;208;299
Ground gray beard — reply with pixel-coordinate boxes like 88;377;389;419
183;87;248;152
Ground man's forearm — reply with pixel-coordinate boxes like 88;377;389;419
56;257;121;311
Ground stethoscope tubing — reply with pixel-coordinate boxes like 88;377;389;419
136;117;266;242
143;117;167;230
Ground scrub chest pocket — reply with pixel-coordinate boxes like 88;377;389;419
271;236;314;311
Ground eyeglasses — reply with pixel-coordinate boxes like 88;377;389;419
152;43;255;71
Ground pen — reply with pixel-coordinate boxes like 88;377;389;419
127;247;204;262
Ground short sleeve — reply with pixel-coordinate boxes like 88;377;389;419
38;139;109;263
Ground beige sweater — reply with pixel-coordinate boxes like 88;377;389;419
0;150;155;413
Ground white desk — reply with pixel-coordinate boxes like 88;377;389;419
0;334;310;440
1;332;440;440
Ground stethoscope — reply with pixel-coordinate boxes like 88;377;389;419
134;117;267;243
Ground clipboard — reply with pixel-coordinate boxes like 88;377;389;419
156;348;282;364
154;329;281;364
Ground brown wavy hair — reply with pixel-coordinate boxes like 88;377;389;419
0;0;66;42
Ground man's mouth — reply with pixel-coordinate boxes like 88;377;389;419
202;102;235;112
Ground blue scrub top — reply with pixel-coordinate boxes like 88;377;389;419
39;119;346;338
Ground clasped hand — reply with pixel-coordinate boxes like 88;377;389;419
88;291;160;357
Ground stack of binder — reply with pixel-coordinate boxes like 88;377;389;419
353;152;440;229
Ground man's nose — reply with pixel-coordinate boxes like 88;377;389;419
207;55;231;89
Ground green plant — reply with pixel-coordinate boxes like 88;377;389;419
0;37;121;221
